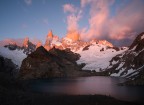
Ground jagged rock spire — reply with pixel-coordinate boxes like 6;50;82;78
44;36;51;51
23;37;29;48
47;30;53;39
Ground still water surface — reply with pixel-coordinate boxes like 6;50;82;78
29;76;144;102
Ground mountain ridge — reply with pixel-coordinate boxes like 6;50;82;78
0;31;144;84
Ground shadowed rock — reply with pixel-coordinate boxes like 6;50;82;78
19;46;92;79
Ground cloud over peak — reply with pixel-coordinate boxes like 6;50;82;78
63;4;82;32
63;0;144;46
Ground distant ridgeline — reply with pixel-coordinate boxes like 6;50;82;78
0;31;144;85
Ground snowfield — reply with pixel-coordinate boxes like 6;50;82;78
76;43;128;72
0;47;27;68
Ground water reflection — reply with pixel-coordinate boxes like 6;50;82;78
29;76;144;102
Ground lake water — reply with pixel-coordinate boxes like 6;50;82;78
28;76;144;102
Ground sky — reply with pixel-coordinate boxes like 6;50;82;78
0;0;144;46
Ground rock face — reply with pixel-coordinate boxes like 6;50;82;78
47;30;53;39
129;32;144;52
22;37;36;55
108;32;144;85
66;30;80;42
44;39;51;51
0;55;18;76
19;46;92;79
23;37;29;48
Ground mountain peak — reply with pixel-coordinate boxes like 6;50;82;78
129;32;144;51
97;40;113;47
35;46;48;54
66;30;80;42
47;30;53;38
23;37;29;48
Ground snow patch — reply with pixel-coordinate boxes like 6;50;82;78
116;62;124;70
131;45;137;50
0;47;27;68
51;40;62;46
121;68;135;77
76;44;127;71
111;68;125;77
141;34;144;39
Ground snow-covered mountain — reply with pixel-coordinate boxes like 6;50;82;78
76;43;127;71
0;30;126;71
0;47;27;68
107;32;144;81
0;37;36;68
1;30;144;81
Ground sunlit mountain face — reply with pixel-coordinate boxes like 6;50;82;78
0;0;144;105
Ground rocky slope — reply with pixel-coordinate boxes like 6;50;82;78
19;46;93;79
0;55;18;76
0;30;128;75
108;32;144;85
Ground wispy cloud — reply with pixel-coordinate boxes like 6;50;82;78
80;0;114;40
24;0;32;5
63;4;77;13
63;4;82;32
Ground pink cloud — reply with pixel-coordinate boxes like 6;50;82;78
81;0;92;8
63;4;77;13
0;38;24;47
63;4;82;32
80;0;144;42
108;0;144;40
80;0;112;40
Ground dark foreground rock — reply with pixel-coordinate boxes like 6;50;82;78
0;55;18;76
0;55;142;105
0;92;141;105
19;46;94;79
